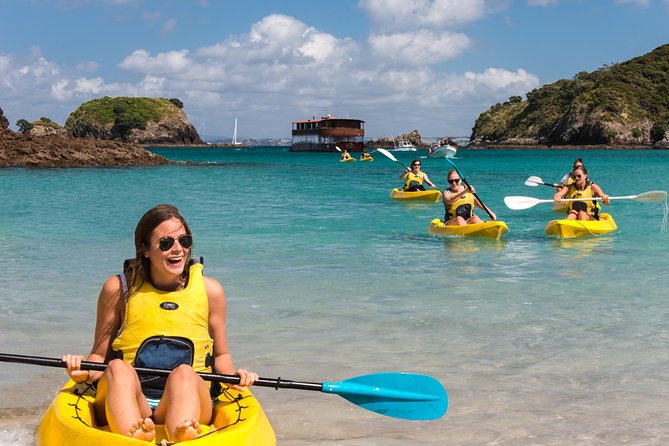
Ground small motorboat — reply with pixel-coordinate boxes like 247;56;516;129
427;144;457;159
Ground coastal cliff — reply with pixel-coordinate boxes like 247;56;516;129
0;105;171;168
66;97;202;145
470;44;669;148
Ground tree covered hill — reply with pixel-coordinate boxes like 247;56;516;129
471;44;669;148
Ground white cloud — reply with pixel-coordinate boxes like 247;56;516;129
369;29;471;64
119;49;192;74
359;0;490;30
76;61;99;72
615;0;650;6
161;18;177;35
527;0;559;6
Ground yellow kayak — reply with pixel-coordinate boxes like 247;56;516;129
545;213;617;238
359;157;374;162
340;157;356;163
390;188;442;203
36;380;276;446
428;218;509;239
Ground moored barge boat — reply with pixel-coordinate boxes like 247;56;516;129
291;115;365;152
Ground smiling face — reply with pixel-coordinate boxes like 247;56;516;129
572;166;587;186
143;217;191;288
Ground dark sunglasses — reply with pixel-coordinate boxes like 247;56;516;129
412;163;421;167
448;178;461;183
158;234;193;251
573;175;584;179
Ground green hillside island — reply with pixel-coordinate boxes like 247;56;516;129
65;97;202;144
470;43;669;148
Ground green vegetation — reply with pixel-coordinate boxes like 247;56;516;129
472;44;669;146
65;97;183;140
16;119;33;134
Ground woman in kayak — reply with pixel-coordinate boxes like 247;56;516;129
62;204;257;443
400;159;437;191
557;158;584;188
341;149;353;161
554;165;610;220
442;170;496;225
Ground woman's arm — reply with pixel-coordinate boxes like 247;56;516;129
591;183;610;205
63;275;123;382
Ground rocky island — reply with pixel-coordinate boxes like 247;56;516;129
0;96;205;167
470;44;669;149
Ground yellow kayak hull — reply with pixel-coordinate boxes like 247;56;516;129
359;157;374;162
428;218;509;239
390;188;442;203
545;213;617;238
36;380;276;446
340;158;356;162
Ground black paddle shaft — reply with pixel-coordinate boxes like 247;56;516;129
0;353;324;392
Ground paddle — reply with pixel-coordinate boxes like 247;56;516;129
443;157;495;220
525;176;558;188
0;353;447;421
376;148;438;190
504;190;668;210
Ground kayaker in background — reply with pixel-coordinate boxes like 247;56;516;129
442;169;496;225
62;204;257;443
554;165;610;220
341;149;353;161
400;159;438;191
557;158;584;188
360;150;373;161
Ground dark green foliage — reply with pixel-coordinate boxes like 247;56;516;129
65;97;180;139
16;119;33;133
169;98;184;109
650;122;666;144
472;44;669;145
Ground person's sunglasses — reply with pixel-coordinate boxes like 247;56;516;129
158;235;193;251
448;178;460;183
573;175;584;179
412;164;421;167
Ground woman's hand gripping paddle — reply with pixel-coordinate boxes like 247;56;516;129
0;353;448;421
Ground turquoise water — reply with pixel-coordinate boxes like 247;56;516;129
1;147;669;445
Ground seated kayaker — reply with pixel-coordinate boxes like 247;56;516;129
62;204;257;443
556;158;584;189
341;149;352;161
442;169;496;225
399;159;437;191
360;150;372;160
554;165;609;220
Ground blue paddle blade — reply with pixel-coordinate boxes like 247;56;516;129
322;372;448;420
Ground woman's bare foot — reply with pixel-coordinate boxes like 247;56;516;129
127;417;156;441
171;418;202;443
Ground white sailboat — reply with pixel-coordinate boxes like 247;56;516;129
232;118;243;146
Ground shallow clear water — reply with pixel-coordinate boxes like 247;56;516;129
1;147;668;445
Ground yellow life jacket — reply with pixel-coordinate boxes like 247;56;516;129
566;182;601;216
111;262;214;398
445;191;475;220
403;172;424;190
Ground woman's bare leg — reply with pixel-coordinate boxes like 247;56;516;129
94;359;155;441
153;365;213;443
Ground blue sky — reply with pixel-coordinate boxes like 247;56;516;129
1;0;667;139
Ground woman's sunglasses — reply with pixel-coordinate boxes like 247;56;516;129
158;234;193;251
448;178;461;183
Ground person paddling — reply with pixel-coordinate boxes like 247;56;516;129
399;159;437;191
442;169;496;225
62;204;257;443
554;165;610;220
